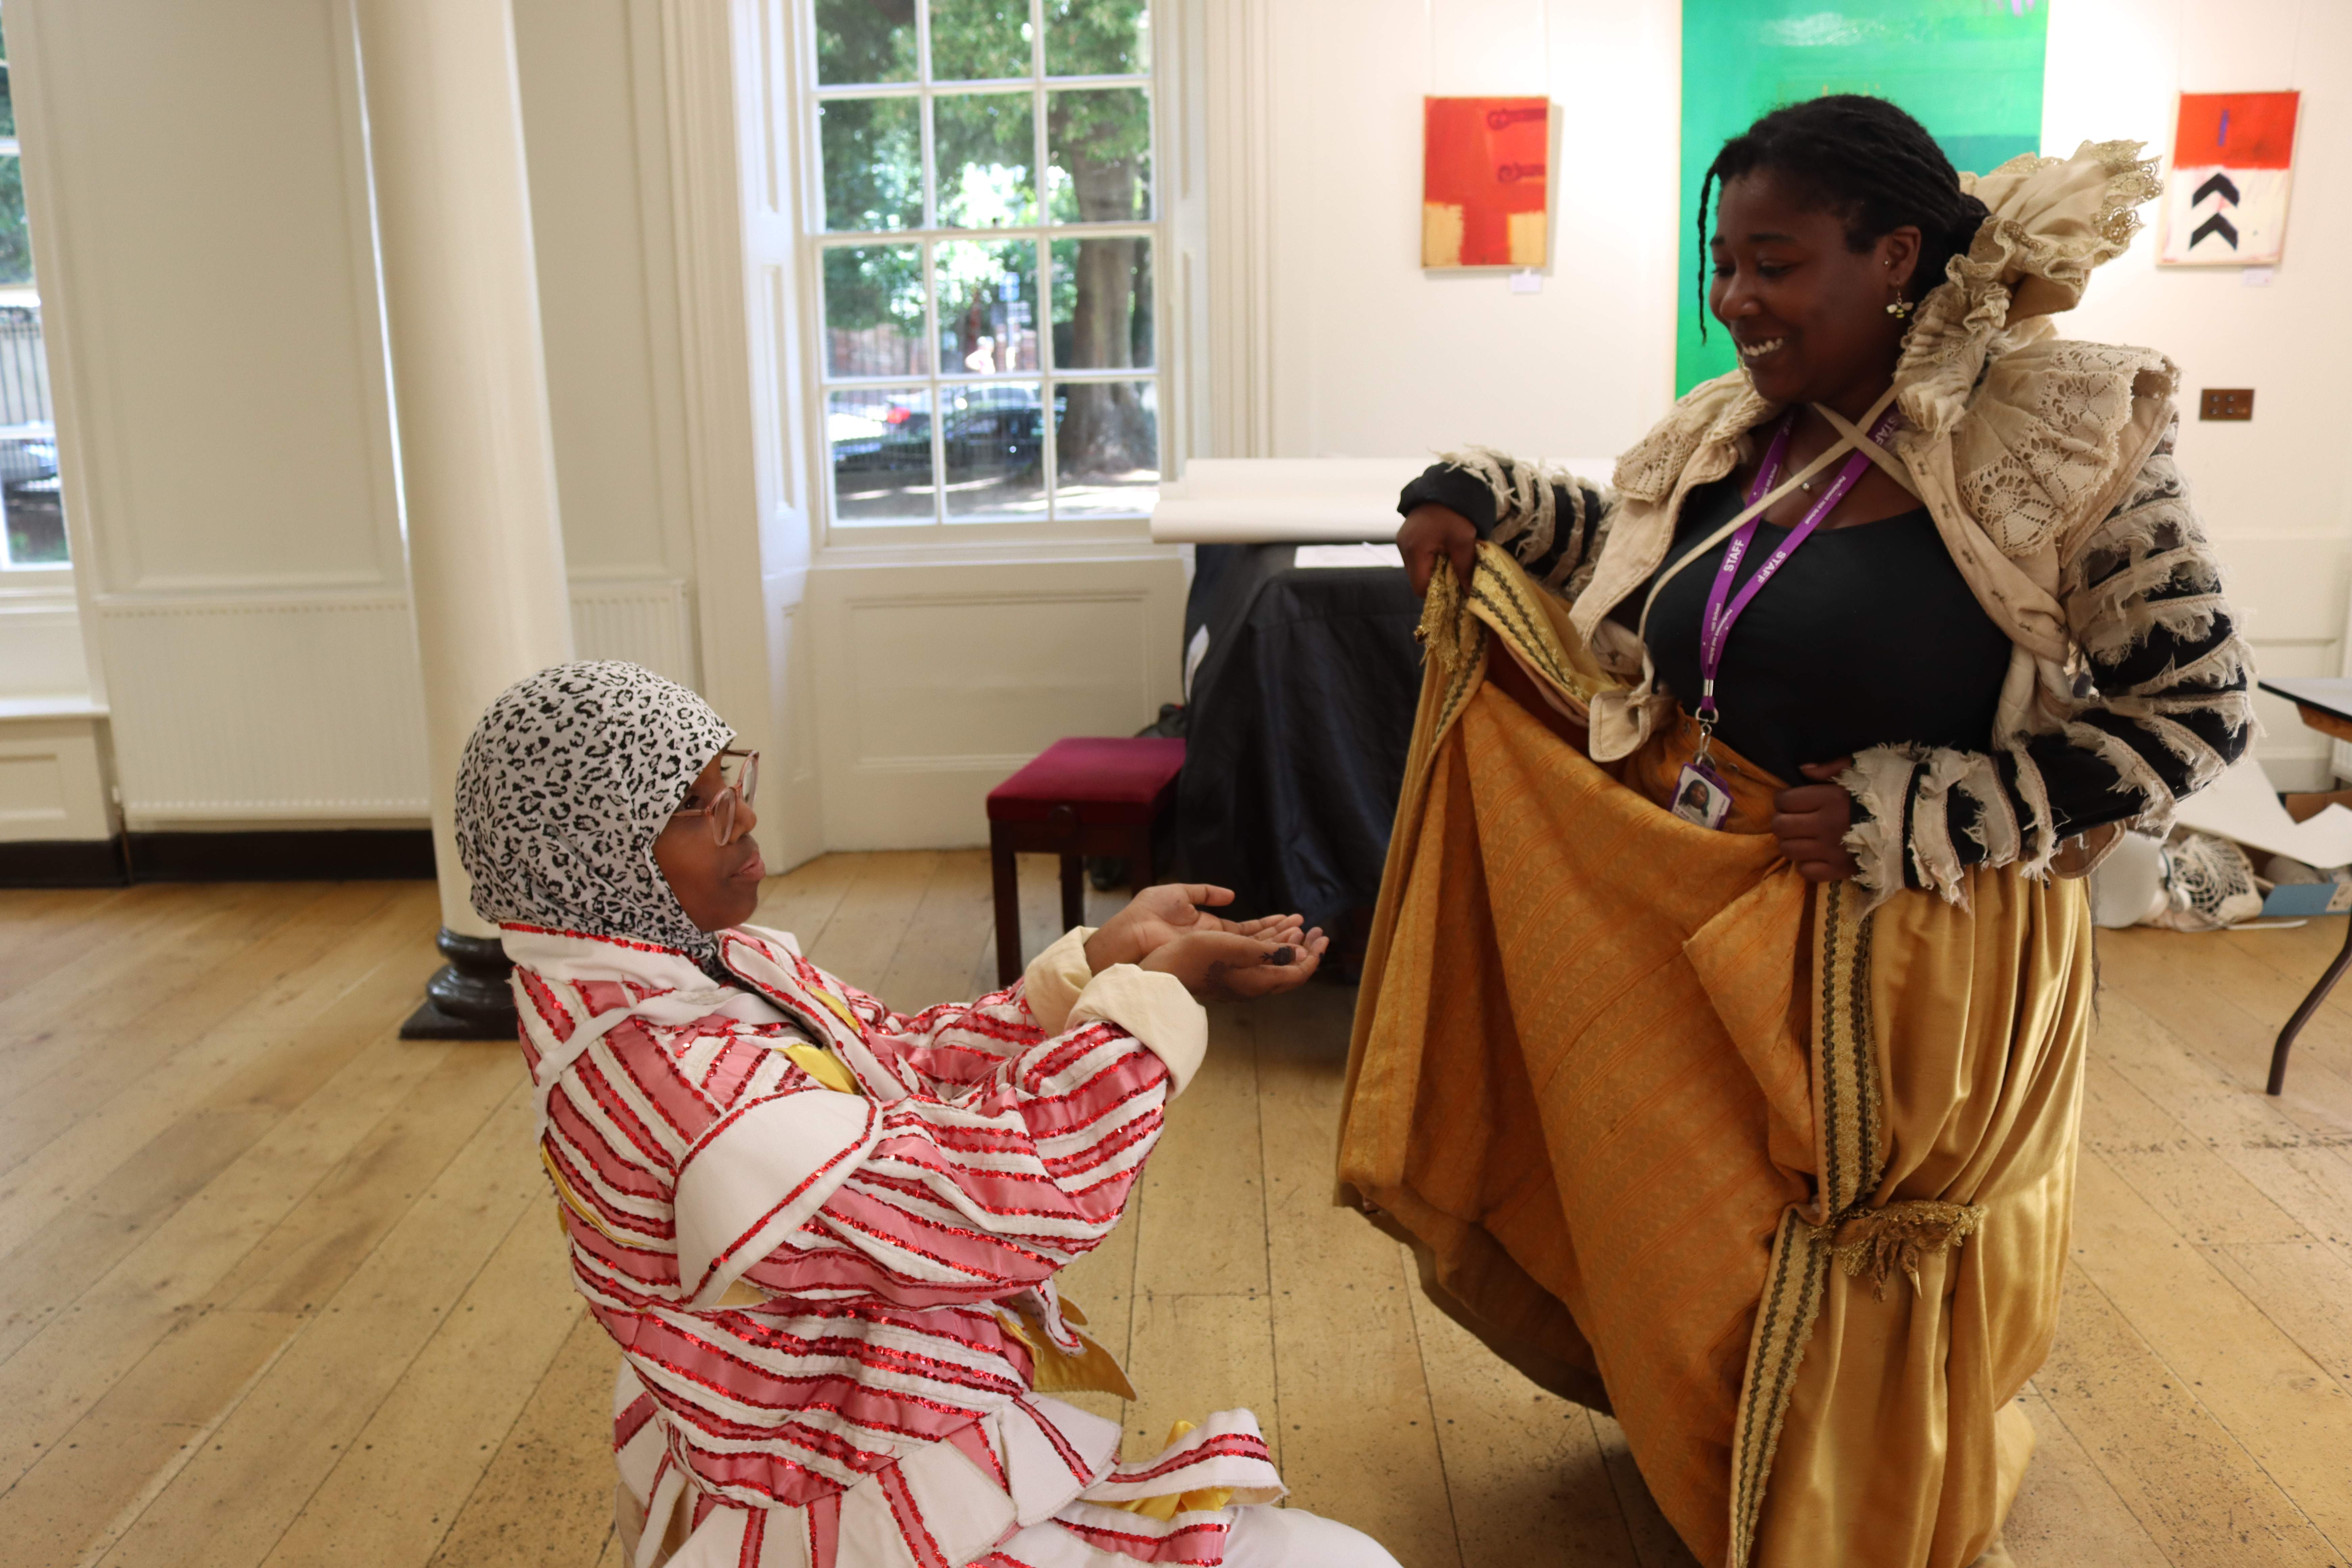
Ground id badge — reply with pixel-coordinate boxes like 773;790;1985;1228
1671;759;1734;830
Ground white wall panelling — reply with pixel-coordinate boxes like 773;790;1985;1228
569;577;699;688
17;0;415;828
0;712;113;842
98;596;430;822
1197;0;1274;460
808;558;1187;848
27;0;406;598
13;0;763;834
2214;532;2352;791
514;0;701;595
0;579;93;704
92;577;712;826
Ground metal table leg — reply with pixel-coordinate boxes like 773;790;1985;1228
2269;913;2352;1095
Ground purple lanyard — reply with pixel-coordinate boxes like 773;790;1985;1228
1693;406;1902;731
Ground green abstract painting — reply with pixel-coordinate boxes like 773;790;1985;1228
1675;1;2048;394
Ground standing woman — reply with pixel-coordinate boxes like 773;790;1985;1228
1338;99;2250;1568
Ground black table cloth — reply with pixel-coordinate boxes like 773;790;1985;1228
1168;544;1424;934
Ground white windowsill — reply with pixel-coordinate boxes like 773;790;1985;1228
0;564;75;602
0;693;105;721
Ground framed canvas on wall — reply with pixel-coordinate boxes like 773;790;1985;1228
2159;91;2300;267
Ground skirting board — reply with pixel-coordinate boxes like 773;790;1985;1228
0;837;128;887
0;828;435;886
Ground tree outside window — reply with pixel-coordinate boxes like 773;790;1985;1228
811;0;1159;529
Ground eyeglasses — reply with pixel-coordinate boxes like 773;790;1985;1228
671;749;759;846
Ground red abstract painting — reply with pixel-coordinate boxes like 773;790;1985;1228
2160;90;2300;266
1423;96;1550;269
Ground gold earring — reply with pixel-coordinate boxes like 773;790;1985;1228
1886;291;1914;319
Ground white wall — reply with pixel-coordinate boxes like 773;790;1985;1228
1247;0;2352;786
514;0;704;692
2047;0;2352;787
1261;0;1684;463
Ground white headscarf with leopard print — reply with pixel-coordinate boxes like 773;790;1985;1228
455;661;735;971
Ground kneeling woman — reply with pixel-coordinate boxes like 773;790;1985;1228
456;661;1397;1568
1343;101;2251;1566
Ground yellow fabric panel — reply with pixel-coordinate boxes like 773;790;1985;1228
1340;544;2087;1568
811;987;863;1035
1101;1422;1236;1520
1754;865;2089;1568
996;1299;1139;1401
778;1042;859;1095
543;1144;628;1243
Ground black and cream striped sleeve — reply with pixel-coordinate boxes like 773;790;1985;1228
1840;426;2254;903
1399;448;1615;598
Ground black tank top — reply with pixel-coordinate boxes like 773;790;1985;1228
1622;477;2015;784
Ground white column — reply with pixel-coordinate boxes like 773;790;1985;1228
356;0;573;951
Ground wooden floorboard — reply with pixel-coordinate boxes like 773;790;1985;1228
3;864;2351;1567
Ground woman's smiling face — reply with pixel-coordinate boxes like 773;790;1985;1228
1708;170;1922;411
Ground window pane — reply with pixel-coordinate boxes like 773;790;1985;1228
944;384;1045;521
1045;0;1148;76
0;157;28;287
829;387;935;524
1053;379;1156;516
823;245;928;376
935;239;1038;374
0;306;62;563
814;0;915;85
0;440;63;565
1046;88;1150;222
0;1;14;141
928;0;1030;81
934;92;1035;227
1049;235;1150;369
819;98;923;232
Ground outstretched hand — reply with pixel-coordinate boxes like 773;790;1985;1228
1084;884;1308;972
1772;758;1860;883
1140;929;1330;1002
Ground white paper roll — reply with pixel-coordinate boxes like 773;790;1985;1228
1149;456;1616;544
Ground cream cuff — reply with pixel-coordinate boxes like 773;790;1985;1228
1069;965;1208;1098
1022;925;1098;1036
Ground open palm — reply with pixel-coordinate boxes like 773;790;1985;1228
1084;884;1307;971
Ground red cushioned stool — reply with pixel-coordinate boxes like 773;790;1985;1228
986;737;1185;985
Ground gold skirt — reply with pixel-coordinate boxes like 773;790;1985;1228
1337;545;2090;1568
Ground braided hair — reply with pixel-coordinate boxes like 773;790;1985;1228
1695;95;1992;341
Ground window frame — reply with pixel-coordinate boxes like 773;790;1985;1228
797;0;1170;546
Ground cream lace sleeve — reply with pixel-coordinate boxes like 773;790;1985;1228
1837;425;2254;904
1398;449;1617;600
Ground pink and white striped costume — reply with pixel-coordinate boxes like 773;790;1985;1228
508;919;1390;1568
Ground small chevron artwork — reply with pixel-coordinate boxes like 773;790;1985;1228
2160;91;2298;267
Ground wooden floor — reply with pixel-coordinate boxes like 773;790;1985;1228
2;854;2351;1568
